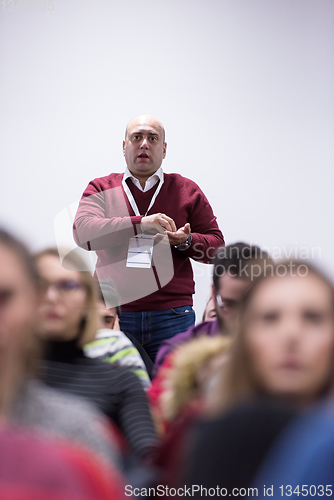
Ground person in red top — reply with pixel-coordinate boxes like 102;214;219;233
73;115;224;361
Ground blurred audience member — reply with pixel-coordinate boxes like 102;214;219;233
35;248;157;463
201;297;217;322
255;403;334;499
153;242;270;376
182;260;334;497
0;229;125;499
151;336;231;488
84;280;151;389
0;426;126;500
214;260;334;412
154;336;231;434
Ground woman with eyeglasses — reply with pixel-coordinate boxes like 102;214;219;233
181;260;334;498
35;248;157;464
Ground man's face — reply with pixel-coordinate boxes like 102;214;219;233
212;274;250;332
97;301;118;330
123;115;167;180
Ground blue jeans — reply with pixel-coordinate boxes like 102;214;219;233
119;306;196;362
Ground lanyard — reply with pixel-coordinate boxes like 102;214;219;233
122;174;164;217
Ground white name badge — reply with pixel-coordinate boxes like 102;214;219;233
126;235;154;269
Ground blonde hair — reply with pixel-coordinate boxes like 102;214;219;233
213;260;334;413
160;335;231;423
34;248;99;346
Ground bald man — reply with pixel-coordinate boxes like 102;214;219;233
74;115;224;362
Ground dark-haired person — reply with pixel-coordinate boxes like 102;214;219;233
73;114;224;362
84;280;151;389
153;242;271;376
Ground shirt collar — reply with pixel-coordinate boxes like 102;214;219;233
124;166;164;192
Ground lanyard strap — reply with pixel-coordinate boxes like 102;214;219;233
122;174;164;217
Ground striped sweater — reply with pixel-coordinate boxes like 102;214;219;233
40;339;157;460
11;379;119;466
84;329;150;390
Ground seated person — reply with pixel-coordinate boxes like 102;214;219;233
0;425;126;500
149;335;231;438
254;402;334;499
158;335;231;432
182;259;334;496
34;247;157;462
84;280;151;390
201;297;217;322
0;228;125;498
153;243;269;376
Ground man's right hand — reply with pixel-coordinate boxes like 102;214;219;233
141;213;177;234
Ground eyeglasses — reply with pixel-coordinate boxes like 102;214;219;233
40;279;84;295
215;293;239;311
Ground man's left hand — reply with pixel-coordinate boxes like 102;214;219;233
165;223;191;246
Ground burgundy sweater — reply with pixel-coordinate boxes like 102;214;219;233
73;172;224;311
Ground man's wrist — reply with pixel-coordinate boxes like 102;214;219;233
174;234;192;251
139;216;150;234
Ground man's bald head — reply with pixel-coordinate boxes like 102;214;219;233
125;115;165;143
123;114;167;183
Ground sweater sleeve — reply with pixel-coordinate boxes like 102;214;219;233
112;367;157;460
181;183;225;264
73;178;143;251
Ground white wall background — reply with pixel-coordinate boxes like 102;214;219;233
1;0;333;319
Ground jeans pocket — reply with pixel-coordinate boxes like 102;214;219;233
171;306;194;316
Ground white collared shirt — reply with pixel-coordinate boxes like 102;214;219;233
123;166;163;192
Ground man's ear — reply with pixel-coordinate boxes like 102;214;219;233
162;142;167;159
122;140;125;155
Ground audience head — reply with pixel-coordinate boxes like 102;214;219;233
35;248;98;346
0;229;40;414
202;297;217;323
215;260;334;411
212;242;272;332
96;280;121;330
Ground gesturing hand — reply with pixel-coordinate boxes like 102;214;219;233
166;223;191;246
141;213;177;235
